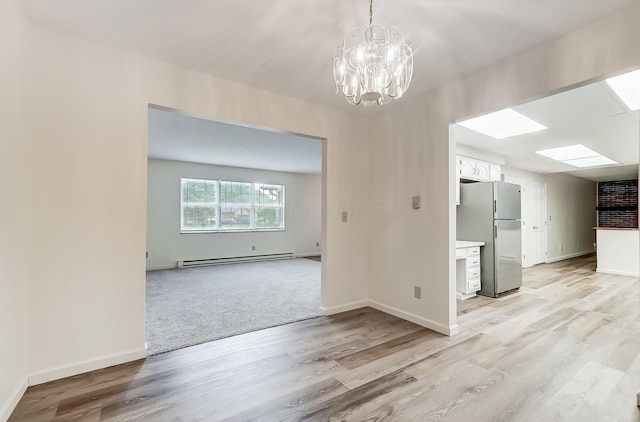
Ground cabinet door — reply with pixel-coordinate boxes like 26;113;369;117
459;156;477;179
490;164;502;181
475;161;491;181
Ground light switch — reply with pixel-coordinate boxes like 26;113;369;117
412;195;420;209
341;211;348;222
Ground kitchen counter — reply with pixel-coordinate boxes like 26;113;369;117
456;240;485;249
593;227;640;231
593;228;639;276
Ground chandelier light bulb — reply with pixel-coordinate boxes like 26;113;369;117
333;0;413;106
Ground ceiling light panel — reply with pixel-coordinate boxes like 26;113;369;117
605;70;640;111
562;155;618;168
457;108;547;139
535;144;599;161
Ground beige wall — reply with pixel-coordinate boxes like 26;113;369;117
0;0;31;419
19;8;371;384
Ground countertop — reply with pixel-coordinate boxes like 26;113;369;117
456;240;486;248
593;227;640;231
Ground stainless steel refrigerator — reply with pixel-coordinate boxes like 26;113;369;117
457;181;522;298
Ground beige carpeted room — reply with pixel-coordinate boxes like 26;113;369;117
145;107;324;354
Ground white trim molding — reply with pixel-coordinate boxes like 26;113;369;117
1;376;28;421
368;300;456;336
320;300;456;336
320;300;368;315
596;268;640;277
545;250;595;264
29;346;148;386
294;252;321;258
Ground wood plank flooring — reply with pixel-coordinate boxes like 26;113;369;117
9;254;640;421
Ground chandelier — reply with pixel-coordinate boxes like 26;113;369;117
333;0;413;106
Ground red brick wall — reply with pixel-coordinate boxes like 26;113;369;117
597;180;638;228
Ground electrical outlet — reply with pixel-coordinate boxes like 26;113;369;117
341;211;348;222
252;245;255;251
412;195;420;209
414;286;421;299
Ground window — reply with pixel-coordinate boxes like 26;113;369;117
255;184;284;229
220;181;252;230
180;178;285;233
181;178;217;232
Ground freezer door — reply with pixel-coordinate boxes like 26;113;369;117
494;182;521;220
494;219;522;294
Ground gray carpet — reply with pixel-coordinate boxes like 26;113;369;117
145;258;322;355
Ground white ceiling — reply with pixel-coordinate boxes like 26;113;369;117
455;79;639;182
148;107;322;174
20;0;640;112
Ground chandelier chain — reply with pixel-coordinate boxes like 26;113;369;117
369;0;373;26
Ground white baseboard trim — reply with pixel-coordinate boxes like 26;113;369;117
596;268;640;277
28;346;148;386
294;252;321;258
545;250;595;264
1;376;28;421
320;300;369;315
368;300;455;336
320;300;456;336
146;264;177;271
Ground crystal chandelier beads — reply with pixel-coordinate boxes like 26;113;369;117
333;0;413;106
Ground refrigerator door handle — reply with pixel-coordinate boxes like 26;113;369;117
494;199;497;215
494;224;497;238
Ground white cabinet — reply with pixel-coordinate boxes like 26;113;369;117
456;243;483;300
475;161;491;181
459;156;479;180
490;164;501;181
457;155;501;182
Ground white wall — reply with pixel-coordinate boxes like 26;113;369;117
369;2;640;335
146;158;321;270
0;0;31;419
15;4;370;386
544;172;597;261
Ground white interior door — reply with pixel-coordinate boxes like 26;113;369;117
531;180;547;265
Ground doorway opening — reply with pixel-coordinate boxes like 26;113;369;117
145;105;325;355
451;69;639;316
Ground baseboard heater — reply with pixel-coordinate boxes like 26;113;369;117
177;252;294;268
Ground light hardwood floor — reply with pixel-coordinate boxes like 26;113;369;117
9;254;640;421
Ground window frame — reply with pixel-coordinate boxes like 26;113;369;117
179;177;219;233
180;177;285;233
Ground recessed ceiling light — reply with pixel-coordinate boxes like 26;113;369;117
457;108;547;139
535;144;599;161
562;155;618;168
605;69;640;111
